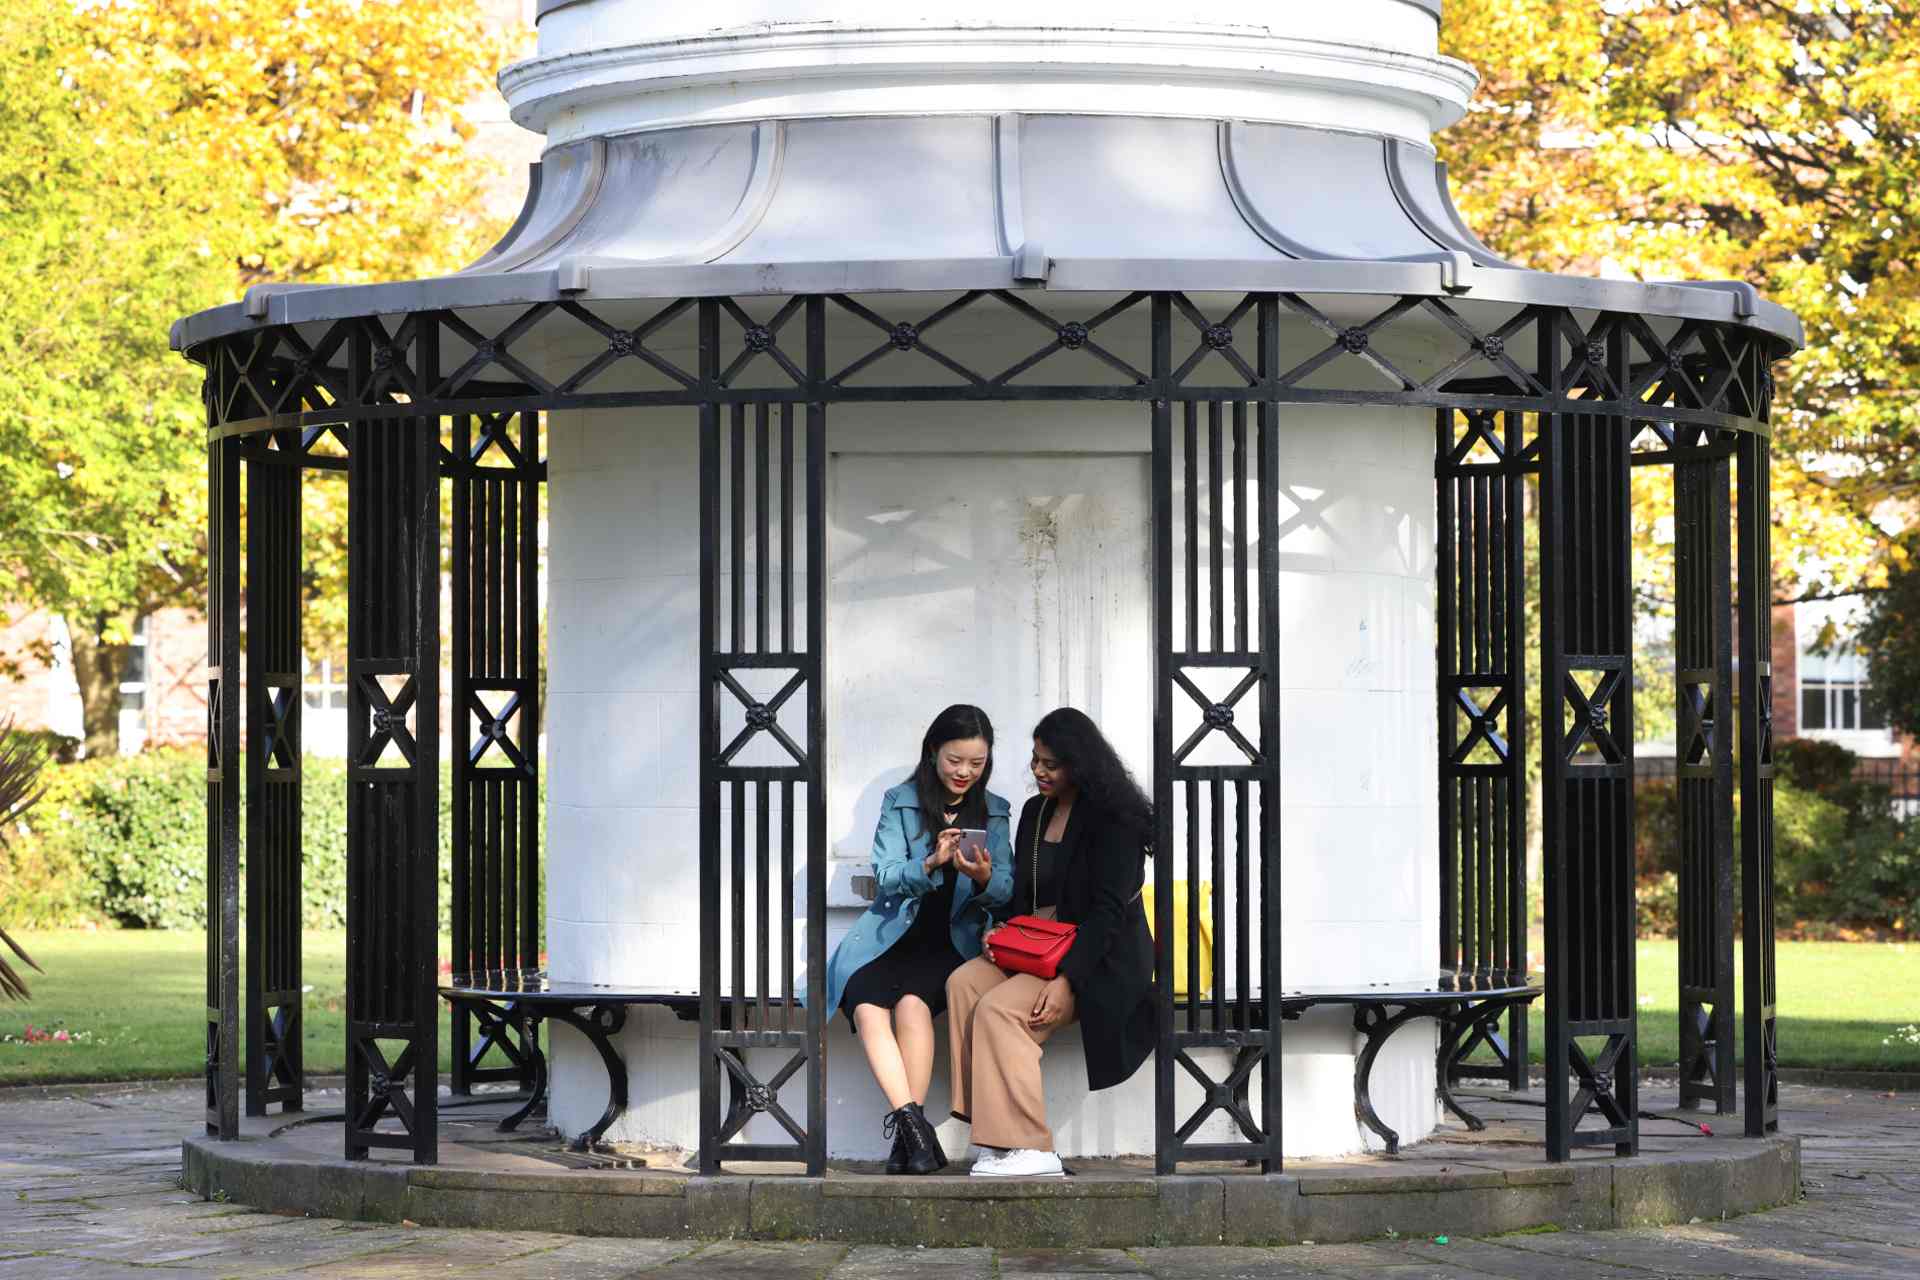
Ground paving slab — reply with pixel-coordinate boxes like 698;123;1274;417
0;1080;1914;1276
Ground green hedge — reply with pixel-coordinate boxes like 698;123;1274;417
1634;742;1920;935
0;747;542;930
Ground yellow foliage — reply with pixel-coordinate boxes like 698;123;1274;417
1443;1;1920;601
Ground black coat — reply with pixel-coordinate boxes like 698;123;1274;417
1013;795;1156;1092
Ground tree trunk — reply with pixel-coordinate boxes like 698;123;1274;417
66;620;129;759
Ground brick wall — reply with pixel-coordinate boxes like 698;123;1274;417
143;607;209;748
0;610;80;739
1770;602;1798;739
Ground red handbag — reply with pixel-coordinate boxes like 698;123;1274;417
986;914;1076;979
984;797;1078;979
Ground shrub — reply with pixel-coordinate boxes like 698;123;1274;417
0;748;533;930
1633;760;1920;935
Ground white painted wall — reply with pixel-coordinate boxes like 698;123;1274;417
544;303;1440;1158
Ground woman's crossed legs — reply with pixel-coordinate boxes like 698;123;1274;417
851;995;938;1111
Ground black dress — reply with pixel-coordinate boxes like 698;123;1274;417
840;812;967;1022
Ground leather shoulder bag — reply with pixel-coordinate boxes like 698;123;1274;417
984;798;1077;980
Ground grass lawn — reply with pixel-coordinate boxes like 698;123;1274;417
1481;939;1920;1074
1;931;1916;1085
0;930;456;1086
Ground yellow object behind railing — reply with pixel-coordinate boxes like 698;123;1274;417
1140;880;1215;998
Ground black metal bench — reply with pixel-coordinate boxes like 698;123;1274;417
1278;974;1541;1154
442;969;1540;1157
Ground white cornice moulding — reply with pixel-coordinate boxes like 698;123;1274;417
500;25;1478;146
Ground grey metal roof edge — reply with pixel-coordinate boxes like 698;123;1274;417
533;1;1443;20
464;160;545;272
171;255;1800;353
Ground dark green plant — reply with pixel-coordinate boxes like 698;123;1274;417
1859;533;1920;742
2;747;540;931
0;717;49;998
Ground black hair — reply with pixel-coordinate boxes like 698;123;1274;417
1032;706;1153;854
908;704;995;829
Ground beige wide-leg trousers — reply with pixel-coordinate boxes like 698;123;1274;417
945;955;1077;1152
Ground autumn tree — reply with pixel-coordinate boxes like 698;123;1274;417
0;0;517;754
1857;534;1920;738
1442;0;1918;605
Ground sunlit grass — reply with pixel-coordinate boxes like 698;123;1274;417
1;932;1915;1085
1503;938;1920;1073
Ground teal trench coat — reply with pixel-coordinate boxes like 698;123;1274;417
823;781;1015;1017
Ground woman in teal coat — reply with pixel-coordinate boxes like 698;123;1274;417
825;704;1014;1174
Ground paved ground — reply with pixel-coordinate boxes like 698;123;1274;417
0;1080;1914;1278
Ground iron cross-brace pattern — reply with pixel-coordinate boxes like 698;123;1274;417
190;288;1779;1168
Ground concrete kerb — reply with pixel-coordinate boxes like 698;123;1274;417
180;1133;1802;1247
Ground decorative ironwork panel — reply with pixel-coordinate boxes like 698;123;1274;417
205;437;242;1139
699;298;829;1174
245;440;304;1115
1737;433;1780;1136
448;412;543;1096
1539;389;1640;1158
344;354;443;1161
1152;294;1283;1173
1435;408;1531;1093
197;297;1779;437
1674;453;1736;1114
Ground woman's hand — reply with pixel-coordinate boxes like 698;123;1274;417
923;828;959;875
956;841;993;887
1029;975;1072;1030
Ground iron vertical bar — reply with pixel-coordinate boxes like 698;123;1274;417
756;404;770;654
805;293;829;1176
1709;451;1736;1114
409;386;443;1165
521;413;542;975
1436;413;1458;977
1504;411;1530;1090
1208;400;1224;653
449;415;472;1094
1736;431;1778;1136
1538;323;1570;1161
1233;400;1248;654
208;435;241;1140
1257;293;1282;1171
1185;400;1198;655
698;299;722;1174
1150;292;1177;1175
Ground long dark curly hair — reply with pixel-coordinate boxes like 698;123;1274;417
1032;706;1153;854
908;704;995;829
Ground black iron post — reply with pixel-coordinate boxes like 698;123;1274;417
1255;293;1283;1171
1735;432;1779;1136
1149;293;1177;1175
206;435;242;1139
342;322;442;1162
697;298;723;1175
244;437;304;1115
1674;448;1737;1114
1435;404;1531;1091
448;410;544;1096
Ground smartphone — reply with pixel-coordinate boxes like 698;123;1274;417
952;828;990;865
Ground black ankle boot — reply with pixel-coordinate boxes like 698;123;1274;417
882;1109;910;1175
895;1101;948;1175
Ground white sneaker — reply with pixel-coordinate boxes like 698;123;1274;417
967;1147;1009;1175
969;1147;1064;1177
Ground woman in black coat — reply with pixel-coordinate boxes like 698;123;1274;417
945;707;1156;1177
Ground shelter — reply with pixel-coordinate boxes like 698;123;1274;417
176;0;1791;1172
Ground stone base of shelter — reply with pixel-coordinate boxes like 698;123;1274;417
181;1084;1800;1248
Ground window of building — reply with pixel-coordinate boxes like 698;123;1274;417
1796;597;1890;740
117;616;151;754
